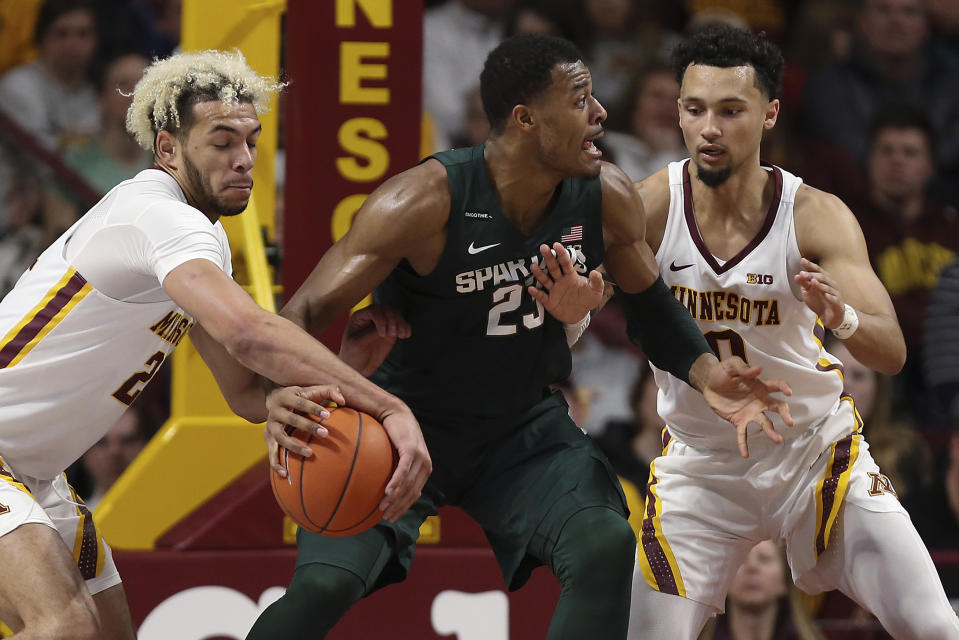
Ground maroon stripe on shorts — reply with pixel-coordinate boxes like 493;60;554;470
0;272;87;368
813;322;826;345
816;434;853;555
641;472;679;595
76;502;99;580
816;362;844;376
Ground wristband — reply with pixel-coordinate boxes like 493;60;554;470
830;304;859;340
564;313;591;347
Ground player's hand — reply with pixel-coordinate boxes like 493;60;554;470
794;258;845;329
528;242;604;324
264;385;345;478
378;407;432;522
701;356;794;458
338;304;411;376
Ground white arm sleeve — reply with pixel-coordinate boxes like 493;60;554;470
564;313;591;347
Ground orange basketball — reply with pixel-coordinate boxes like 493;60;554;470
270;407;397;537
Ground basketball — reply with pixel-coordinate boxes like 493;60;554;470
270;407;397;537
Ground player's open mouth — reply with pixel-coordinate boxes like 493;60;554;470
582;137;602;158
698;145;725;162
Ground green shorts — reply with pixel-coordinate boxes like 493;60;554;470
294;391;628;594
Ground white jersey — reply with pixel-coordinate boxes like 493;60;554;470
0;169;231;479
652;160;846;451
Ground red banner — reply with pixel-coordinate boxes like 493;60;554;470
283;0;423;347
121;548;559;639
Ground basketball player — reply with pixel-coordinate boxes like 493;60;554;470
0;50;429;639
248;34;792;640
625;25;959;639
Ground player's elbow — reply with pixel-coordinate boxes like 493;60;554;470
874;337;907;375
881;345;907;376
219;312;275;365
225;395;267;423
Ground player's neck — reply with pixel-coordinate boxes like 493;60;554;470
156;163;220;224
484;138;564;234
689;161;771;222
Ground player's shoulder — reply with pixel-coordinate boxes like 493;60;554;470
374;157;449;212
794;182;853;224
599;160;643;208
793;182;862;253
351;157;451;240
633;166;670;215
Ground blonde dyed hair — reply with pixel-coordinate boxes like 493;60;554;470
126;49;284;150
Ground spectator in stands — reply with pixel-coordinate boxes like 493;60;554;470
0;0;44;78
922;264;959;598
504;0;575;40
801;0;959;174
855;105;959;424
601;61;686;181
594;362;663;493
423;0;508;147
927;0;959;63
0;0;100;232
449;86;490;150
827;335;933;508
0;174;46;297
905;424;959;599
76;406;153;510
698;540;826;640
0;0;100;150
574;0;649;106
44;52;152;242
570;326;645;437
63;53;151;196
95;0;180;67
926;258;959;422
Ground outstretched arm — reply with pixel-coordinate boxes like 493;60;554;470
162;251;428;521
794;186;906;374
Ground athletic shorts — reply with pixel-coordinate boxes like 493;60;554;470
0;458;120;595
638;398;905;612
295;391;628;594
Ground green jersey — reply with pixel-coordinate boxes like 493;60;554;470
372;144;605;419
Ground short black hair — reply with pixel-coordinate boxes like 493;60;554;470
34;0;96;45
671;24;784;100
480;34;583;134
867;103;937;157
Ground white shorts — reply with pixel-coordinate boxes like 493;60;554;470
638;398;905;612
0;459;120;595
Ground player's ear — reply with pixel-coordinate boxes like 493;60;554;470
763;98;780;131
512;104;535;130
155;130;179;169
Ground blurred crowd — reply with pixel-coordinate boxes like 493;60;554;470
1;0;958;635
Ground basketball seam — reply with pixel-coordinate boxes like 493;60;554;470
296;431;327;531
325;503;381;533
319;408;363;533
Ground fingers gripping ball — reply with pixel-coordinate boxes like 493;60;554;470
270;407;398;537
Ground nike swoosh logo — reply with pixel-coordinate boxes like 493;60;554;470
468;241;500;255
669;261;693;271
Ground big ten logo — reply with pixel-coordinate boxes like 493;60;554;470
746;273;774;285
138;586;511;640
331;0;393;244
